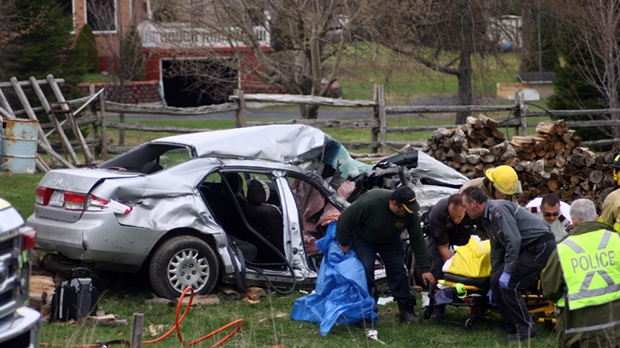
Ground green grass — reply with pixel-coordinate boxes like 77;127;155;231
38;282;558;348
0;172;44;218
335;43;520;103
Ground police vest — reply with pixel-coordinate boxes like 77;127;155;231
557;229;620;310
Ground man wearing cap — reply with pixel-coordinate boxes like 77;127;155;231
336;186;434;325
459;165;522;203
461;186;555;342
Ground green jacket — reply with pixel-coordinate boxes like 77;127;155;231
336;189;430;272
542;221;620;348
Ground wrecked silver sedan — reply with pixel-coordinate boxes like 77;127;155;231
26;125;467;299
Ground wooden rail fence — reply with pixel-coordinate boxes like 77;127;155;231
1;77;620;173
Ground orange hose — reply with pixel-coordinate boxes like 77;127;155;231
42;286;244;347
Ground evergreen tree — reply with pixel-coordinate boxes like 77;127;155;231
74;24;100;74
547;26;610;148
121;25;145;81
0;0;87;85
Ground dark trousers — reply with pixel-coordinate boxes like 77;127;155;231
490;237;556;333
352;232;415;305
426;237;445;282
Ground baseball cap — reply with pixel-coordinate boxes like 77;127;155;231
391;186;421;214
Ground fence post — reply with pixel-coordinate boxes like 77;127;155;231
234;89;246;128
131;312;144;348
99;87;108;159
371;85;380;154
89;83;100;159
515;89;527;136
376;85;388;154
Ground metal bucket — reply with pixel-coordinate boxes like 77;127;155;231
0;119;39;174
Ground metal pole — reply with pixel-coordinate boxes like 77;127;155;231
537;9;542;73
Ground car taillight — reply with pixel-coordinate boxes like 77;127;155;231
64;192;88;210
35;186;54;205
22;230;36;250
65;192;110;211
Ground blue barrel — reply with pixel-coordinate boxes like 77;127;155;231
0;119;39;174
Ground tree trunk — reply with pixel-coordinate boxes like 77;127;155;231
299;103;319;119
455;0;473;125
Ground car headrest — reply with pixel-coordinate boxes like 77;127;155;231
247;180;270;205
141;162;163;174
223;173;244;195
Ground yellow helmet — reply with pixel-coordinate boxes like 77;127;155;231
485;165;522;195
612;154;620;184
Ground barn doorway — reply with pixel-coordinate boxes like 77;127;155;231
161;58;238;107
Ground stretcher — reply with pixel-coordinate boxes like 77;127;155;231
423;272;555;330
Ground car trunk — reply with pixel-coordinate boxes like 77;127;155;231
34;169;140;223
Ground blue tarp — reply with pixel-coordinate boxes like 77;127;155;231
291;222;378;336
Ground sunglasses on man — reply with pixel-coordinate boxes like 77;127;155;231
543;212;560;217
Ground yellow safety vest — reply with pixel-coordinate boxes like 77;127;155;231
557;229;620;310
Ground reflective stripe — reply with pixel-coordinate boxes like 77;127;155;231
598;230;613;250
565;317;620;334
562;239;585;254
570;283;620;301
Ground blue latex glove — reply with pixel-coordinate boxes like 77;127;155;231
499;272;511;289
486;289;493;303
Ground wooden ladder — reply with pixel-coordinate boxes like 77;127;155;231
49;101;94;166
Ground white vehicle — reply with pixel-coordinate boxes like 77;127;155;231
0;198;41;347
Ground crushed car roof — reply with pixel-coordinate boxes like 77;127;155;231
154;125;327;164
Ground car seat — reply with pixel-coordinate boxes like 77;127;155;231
141;162;163;174
244;180;284;259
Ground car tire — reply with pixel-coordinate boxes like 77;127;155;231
149;236;219;299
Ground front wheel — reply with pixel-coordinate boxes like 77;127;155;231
149;236;219;299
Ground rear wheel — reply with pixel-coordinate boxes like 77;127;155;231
149;236;219;299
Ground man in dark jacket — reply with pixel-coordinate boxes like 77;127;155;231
542;198;620;348
426;193;481;318
336;186;434;324
461;186;555;342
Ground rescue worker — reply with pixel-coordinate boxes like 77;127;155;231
425;193;481;318
525;194;573;241
542;198;620;348
459;165;522;203
598;153;620;232
336;186;435;325
461;186;555;342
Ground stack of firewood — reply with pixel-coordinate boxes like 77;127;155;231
423;115;517;178
422;115;619;207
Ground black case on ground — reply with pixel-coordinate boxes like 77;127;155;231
51;267;98;322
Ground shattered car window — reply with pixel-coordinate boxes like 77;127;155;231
98;143;193;173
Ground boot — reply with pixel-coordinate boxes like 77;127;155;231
397;300;421;325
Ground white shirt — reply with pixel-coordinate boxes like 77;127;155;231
525;197;572;241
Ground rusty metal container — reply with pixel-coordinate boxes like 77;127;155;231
0;119;39;173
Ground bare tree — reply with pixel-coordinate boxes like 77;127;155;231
87;0;147;145
146;0;378;119
543;0;620;138
370;0;514;124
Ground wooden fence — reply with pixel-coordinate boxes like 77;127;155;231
1;76;620;173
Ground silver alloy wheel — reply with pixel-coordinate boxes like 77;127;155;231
166;248;210;292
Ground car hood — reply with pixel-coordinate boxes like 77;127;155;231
154;125;327;164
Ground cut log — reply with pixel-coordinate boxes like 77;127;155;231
589;170;604;184
29;291;47;311
547;179;560;191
